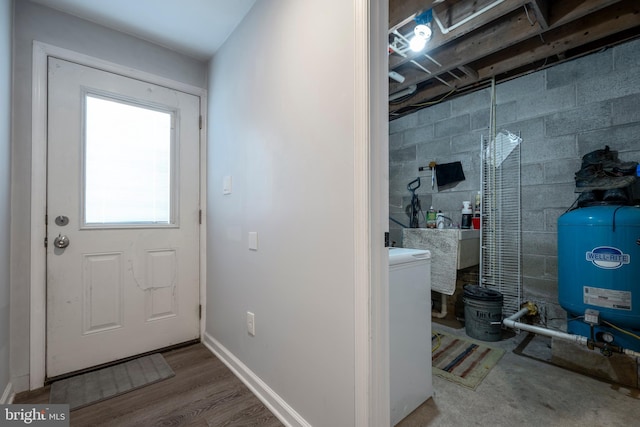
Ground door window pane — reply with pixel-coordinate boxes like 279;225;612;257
84;95;173;225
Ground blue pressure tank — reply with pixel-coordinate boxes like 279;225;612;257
558;205;640;352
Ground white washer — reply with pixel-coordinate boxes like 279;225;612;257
389;247;433;426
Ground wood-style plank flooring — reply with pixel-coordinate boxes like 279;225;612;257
14;344;284;427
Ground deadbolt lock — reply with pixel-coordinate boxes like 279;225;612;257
55;215;69;226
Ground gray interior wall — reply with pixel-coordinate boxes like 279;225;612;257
207;0;359;424
390;38;640;323
0;0;12;401
11;0;207;391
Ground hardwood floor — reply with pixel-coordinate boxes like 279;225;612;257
14;344;284;427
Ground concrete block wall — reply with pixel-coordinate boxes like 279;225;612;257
390;38;640;324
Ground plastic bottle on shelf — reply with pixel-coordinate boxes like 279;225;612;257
473;191;481;229
426;206;437;228
461;201;472;229
436;211;445;229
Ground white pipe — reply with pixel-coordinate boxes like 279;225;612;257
389;14;418;34
409;60;451;87
624;348;640;358
389;71;405;83
432;293;447;319
433;0;506;34
503;307;588;346
505;304;640;357
389;85;417;102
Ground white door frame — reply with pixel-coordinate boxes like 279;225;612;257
353;0;389;425
29;41;208;389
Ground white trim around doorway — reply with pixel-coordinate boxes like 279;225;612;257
353;0;389;425
29;41;208;389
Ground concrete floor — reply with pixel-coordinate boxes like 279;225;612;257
398;322;640;427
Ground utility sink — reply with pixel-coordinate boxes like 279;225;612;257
456;229;480;269
422;229;479;269
402;228;481;295
459;229;480;239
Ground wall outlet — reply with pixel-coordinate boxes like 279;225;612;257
247;311;255;336
248;232;258;250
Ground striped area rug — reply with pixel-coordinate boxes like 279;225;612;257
432;332;505;390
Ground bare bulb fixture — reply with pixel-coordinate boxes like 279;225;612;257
414;24;432;41
409;35;427;52
410;9;434;53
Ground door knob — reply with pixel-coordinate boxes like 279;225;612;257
54;234;70;249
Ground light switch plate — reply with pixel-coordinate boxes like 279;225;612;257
248;232;258;250
223;175;232;195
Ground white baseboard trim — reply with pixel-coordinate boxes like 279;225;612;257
0;382;14;404
10;375;29;395
202;332;310;427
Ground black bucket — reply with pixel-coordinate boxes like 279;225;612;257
463;285;503;342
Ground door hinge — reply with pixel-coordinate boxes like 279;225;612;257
44;237;48;248
384;232;390;248
45;214;48;225
199;304;202;319
199;209;202;224
199;115;202;130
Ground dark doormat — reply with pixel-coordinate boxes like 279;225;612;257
49;353;174;410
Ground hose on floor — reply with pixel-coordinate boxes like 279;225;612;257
432;333;442;353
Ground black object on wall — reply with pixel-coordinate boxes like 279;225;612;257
435;161;465;188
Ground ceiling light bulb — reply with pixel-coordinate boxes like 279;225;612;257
414;24;432;41
410;36;427;52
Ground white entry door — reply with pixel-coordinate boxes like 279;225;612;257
46;57;201;378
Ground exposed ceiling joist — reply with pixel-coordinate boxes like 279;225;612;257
390;7;545;94
389;0;527;70
528;0;551;29
388;0;640;119
389;0;442;31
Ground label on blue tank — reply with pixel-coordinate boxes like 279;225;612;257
585;246;630;269
584;286;631;310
